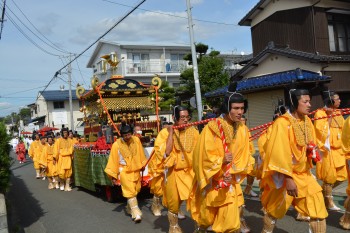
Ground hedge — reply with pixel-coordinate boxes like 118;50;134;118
0;122;11;193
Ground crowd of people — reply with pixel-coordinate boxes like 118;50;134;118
14;85;350;233
23;129;80;191
103;86;350;233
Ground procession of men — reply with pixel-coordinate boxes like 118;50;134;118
19;84;350;233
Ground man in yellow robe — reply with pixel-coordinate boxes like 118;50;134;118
261;89;327;233
340;116;350;229
39;135;58;189
54;128;74;191
314;91;346;211
148;126;168;216
161;106;199;233
188;86;251;233
28;133;42;179
104;124;146;223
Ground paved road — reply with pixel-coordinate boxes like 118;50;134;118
7;151;349;233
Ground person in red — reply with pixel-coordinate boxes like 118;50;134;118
94;127;111;150
16;139;26;163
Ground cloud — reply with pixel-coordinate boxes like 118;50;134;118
0;102;11;109
68;10;227;46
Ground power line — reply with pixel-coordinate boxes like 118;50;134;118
1;85;47;97
5;11;60;56
102;0;239;26
8;0;70;54
0;0;6;39
37;0;146;102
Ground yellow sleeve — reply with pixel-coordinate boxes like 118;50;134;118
28;141;35;158
149;128;168;175
342;117;350;159
104;142;120;180
263;117;293;178
39;145;48;167
228;124;251;174
314;109;328;151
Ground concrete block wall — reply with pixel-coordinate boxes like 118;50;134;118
0;194;8;233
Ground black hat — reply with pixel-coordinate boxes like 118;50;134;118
321;90;336;107
120;123;133;135
288;89;310;112
220;82;248;114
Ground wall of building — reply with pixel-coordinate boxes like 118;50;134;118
243;54;321;78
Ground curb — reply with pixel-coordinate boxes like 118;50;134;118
0;194;8;233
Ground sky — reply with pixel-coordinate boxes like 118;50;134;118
0;0;259;117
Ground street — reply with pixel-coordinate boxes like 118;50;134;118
7;151;349;233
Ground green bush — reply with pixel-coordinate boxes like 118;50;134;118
0;122;12;193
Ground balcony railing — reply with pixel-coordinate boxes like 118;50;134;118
122;60;189;74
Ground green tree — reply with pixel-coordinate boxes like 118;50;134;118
158;81;175;111
180;44;230;106
0;122;12;193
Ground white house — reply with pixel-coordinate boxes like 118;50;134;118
29;90;84;132
86;40;192;87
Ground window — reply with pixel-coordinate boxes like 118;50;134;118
328;14;350;53
170;53;186;72
53;101;64;109
132;53;149;73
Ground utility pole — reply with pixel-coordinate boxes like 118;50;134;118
186;0;203;120
68;54;74;131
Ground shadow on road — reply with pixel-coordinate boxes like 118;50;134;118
7;160;45;233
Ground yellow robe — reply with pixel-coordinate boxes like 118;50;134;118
162;126;199;213
28;140;45;170
54;137;74;179
187;119;251;233
261;113;328;219
104;136;146;198
314;108;346;183
148;128;168;197
341;117;350;196
39;143;57;177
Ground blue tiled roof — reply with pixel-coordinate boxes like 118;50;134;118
204;69;331;98
40;90;79;101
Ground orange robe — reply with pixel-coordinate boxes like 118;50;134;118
314;108;346;184
40;143;57;177
261;113;328;219
104;136;146;198
54;137;74;179
187;119;251;233
148;128;168;197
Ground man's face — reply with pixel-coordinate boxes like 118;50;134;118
35;135;40;140
176;110;190;126
122;132;132;142
63;131;68;139
297;95;311;115
41;138;46;144
332;94;341;108
69;132;73;138
229;103;245;122
48;138;53;144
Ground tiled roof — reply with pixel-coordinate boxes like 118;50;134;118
232;42;350;80
205;69;331;98
39;90;79;101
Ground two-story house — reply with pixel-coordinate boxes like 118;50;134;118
207;0;350;129
86;40;192;87
29;90;84;132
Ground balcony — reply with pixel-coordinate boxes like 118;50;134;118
123;60;189;75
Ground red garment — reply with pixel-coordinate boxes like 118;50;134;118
16;143;26;162
94;136;111;150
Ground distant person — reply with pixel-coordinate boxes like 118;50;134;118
16;139;26;163
133;125;142;138
11;136;19;150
